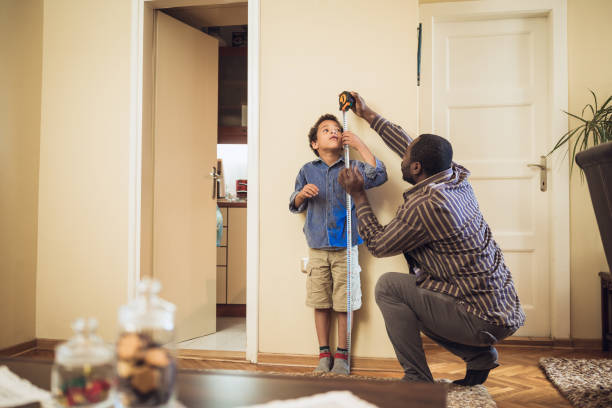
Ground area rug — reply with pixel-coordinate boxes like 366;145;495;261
539;357;612;408
268;372;496;408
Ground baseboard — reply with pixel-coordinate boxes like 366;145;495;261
0;339;37;357
179;349;246;361
257;353;403;373
36;338;64;351
217;304;246;317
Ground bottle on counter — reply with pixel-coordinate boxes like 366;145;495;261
51;318;115;407
116;279;177;407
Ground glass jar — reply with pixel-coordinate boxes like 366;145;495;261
116;279;177;407
51;318;115;407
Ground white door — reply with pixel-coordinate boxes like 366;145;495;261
153;11;219;342
420;17;550;336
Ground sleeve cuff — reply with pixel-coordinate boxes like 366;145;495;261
289;191;307;213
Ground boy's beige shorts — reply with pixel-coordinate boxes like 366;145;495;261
305;246;362;312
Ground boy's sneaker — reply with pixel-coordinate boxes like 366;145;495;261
313;350;333;373
331;350;350;375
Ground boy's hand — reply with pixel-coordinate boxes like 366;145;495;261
350;92;377;124
341;131;364;149
298;184;319;199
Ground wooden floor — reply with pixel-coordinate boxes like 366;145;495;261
12;345;611;408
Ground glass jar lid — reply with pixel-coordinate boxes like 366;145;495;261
55;318;114;367
118;278;176;333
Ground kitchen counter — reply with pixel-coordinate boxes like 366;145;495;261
217;198;247;208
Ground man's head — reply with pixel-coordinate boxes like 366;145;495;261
308;114;343;157
401;134;453;184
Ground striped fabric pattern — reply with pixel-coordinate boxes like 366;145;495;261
356;116;525;329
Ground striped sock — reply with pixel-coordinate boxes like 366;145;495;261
335;347;348;360
319;346;331;359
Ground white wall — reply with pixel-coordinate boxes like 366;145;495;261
36;0;138;341
217;144;248;196
567;0;611;339
0;0;43;349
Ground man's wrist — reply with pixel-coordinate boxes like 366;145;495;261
351;190;368;205
363;108;377;125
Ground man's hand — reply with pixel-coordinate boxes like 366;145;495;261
338;167;367;205
350;92;377;125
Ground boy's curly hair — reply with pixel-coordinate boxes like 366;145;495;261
308;114;343;157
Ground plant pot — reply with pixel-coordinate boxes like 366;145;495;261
576;141;612;273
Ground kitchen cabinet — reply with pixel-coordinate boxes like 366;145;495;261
216;205;246;308
218;46;247;144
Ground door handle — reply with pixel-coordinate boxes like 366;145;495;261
210;166;219;199
527;156;547;192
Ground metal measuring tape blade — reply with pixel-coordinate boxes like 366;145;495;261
339;91;355;373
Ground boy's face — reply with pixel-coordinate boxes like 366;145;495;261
311;120;342;154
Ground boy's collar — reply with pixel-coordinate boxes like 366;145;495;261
314;155;344;167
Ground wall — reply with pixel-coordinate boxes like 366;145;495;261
36;0;137;341
259;0;418;357
0;0;43;349
567;0;611;339
141;5;155;278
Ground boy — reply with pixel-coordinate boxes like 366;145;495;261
289;113;387;374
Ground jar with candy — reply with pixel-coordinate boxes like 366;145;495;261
51;318;115;407
116;279;176;407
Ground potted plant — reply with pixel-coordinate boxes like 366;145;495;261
550;91;612;273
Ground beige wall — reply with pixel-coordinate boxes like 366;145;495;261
36;0;137;341
259;0;418;357
141;5;155;278
567;0;611;339
0;0;43;349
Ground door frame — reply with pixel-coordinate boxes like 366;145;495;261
130;0;260;362
419;0;569;339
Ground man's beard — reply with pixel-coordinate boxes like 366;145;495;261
401;162;416;185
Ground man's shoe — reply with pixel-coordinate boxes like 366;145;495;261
452;369;491;386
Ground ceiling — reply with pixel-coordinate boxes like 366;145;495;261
163;3;248;30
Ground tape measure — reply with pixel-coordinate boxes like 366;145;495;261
339;91;355;374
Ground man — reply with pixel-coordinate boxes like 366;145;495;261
338;92;525;385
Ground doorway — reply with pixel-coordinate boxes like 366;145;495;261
140;2;251;355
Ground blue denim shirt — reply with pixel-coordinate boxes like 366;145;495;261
290;157;387;249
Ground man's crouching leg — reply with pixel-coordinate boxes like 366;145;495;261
375;272;433;382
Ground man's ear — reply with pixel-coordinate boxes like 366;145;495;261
411;161;423;176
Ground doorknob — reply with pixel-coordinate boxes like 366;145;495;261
527;155;547;192
210;166;219;199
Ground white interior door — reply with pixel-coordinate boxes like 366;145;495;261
153;11;218;342
420;16;550;336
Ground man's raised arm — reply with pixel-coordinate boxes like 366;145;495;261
350;92;415;159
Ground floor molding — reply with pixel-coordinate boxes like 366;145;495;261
36;338;63;351
0;339;37;357
258;353;403;372
179;349;246;362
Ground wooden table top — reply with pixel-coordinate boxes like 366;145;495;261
1;357;446;408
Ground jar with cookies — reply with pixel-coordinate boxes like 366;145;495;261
116;279;177;407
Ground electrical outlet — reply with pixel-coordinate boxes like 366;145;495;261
301;257;309;274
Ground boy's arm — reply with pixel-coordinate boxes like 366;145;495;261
289;168;308;213
290;167;319;213
351;159;387;190
341;131;376;167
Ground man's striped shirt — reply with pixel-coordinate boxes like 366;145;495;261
356;116;525;329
